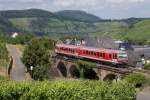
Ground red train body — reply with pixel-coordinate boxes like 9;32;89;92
55;43;128;64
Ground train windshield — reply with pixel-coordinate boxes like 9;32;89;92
118;53;128;60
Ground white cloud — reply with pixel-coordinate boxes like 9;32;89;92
53;0;98;7
106;0;145;3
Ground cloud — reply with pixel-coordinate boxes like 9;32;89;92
0;0;149;19
106;0;145;3
53;0;98;7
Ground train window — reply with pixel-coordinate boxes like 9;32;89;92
113;54;117;59
94;52;97;56
86;51;88;54
97;52;99;56
109;54;112;58
100;52;102;57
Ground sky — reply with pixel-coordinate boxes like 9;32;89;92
0;0;150;19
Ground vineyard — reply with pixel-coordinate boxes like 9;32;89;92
0;80;136;100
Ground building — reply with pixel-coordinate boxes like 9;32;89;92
11;32;18;38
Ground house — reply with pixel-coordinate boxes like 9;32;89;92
11;32;18;38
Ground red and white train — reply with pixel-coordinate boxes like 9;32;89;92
55;43;128;65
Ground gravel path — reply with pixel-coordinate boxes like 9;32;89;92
7;44;25;81
137;92;150;100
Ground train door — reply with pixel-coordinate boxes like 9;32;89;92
112;53;117;63
102;52;106;59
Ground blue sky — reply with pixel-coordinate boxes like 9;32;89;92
0;0;150;19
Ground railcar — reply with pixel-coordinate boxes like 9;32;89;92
55;44;128;65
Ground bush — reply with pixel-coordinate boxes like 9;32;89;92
125;73;146;87
0;80;136;100
0;43;9;68
144;64;150;70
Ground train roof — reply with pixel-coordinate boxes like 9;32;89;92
80;46;126;53
56;44;78;49
56;44;127;53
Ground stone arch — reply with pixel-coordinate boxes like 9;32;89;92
57;62;67;77
103;74;117;81
83;68;99;80
69;65;80;78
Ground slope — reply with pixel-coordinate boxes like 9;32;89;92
55;10;101;22
125;19;150;44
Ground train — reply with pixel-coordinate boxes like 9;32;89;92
55;43;128;65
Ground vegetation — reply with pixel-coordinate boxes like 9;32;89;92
125;19;150;45
144;64;150;70
22;38;55;80
55;10;101;22
0;80;136;100
125;73;146;87
0;42;8;68
0;9;150;45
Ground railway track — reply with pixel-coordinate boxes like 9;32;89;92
54;55;150;76
128;67;150;75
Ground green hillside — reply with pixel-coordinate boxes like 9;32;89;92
0;9;150;44
125;19;150;44
0;15;17;34
9;17;98;37
55;10;101;22
0;9;54;18
94;21;129;39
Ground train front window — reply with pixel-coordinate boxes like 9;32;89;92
118;53;128;59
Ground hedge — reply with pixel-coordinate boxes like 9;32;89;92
0;80;136;100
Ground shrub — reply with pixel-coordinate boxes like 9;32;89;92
144;64;150;70
0;80;136;100
125;73;146;87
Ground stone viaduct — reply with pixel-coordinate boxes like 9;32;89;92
49;59;131;81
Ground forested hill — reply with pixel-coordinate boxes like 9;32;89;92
0;9;149;44
0;9;102;22
0;9;103;36
0;9;54;18
55;10;101;22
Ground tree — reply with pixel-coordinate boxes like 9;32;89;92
22;38;54;80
